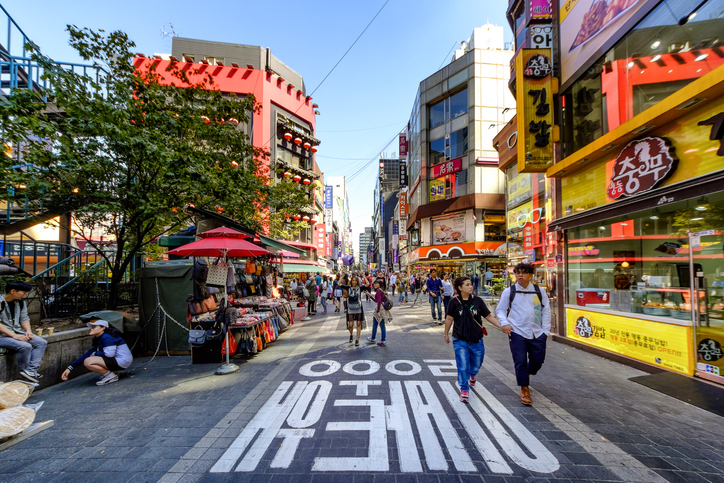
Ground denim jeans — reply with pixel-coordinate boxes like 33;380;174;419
509;332;547;387
429;295;442;320
0;335;47;373
452;337;485;392
443;295;451;316
371;315;386;342
320;296;327;311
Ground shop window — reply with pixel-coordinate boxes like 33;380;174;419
565;192;724;322
560;0;724;158
428;88;468;129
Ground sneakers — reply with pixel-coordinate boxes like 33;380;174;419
19;370;38;383
349;335;353;343
377;341;386;347
469;376;476;386
460;390;469;403
367;337;376;343
355;339;360;346
96;371;119;386
301;316;311;321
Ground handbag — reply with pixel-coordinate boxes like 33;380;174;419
222;332;238;354
188;325;206;346
206;327;224;342
256;335;263;351
207;263;229;287
202;296;217;312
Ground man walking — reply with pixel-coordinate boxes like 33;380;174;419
485;268;494;286
389;272;397;296
425;269;444;324
496;263;550;406
0;281;47;383
472;273;480;295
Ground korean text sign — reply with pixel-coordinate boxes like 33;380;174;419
516;49;554;173
325;186;333;209
429;179;445;202
431;158;462;179
566;308;693;375
399;192;408;219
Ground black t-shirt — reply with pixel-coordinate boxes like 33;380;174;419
448;296;491;342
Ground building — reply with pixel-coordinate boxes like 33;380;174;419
326;176;353;269
359;227;374;268
138;38;323;253
497;0;724;386
373;157;402;272
404;25;515;278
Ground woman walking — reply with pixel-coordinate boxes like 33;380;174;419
443;276;504;402
319;276;329;314
367;280;388;346
333;275;342;313
442;273;454;316
339;276;366;346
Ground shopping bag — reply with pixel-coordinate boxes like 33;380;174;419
222;332;237;354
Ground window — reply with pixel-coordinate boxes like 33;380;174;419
203;56;224;65
428;88;468;128
181;53;194;62
450;128;468;159
430;137;445;165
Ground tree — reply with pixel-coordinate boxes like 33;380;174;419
0;26;305;308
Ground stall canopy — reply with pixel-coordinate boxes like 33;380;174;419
198;226;250;239
167;237;271;258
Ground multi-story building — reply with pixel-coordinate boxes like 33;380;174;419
373;157;402;271
326;176;353;269
404;24;515;279
496;0;724;386
359;227;374;269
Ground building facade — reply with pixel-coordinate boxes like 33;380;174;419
405;25;515;279
498;0;724;385
359;227;374;268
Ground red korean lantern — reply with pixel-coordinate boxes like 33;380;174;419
231;161;239;168
201;115;210;124
310;218;318;224
284;132;293;141
294;137;302;145
311;146;318;153
302;215;310;222
293;214;301;220
229;117;239;125
293;175;302;183
303;142;311;150
283;171;292;178
302;178;311;185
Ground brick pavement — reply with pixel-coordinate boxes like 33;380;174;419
0;297;722;483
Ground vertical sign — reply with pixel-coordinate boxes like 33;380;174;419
399;134;408;157
392;220;399;235
325;186;333;209
317;224;326;255
516;49;555;173
325;209;333;231
399;192;408;219
399;162;408;187
523;223;533;250
327;234;333;258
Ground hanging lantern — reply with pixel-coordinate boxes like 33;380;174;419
284;132;293;141
283;171;292;178
231;161;239;168
201;115;210;124
302;216;310;222
293;214;301;220
229;117;239;125
303;142;311;150
310;217;318;224
311;146;318;153
302;178;311;185
293;175;302;183
294;137;302;145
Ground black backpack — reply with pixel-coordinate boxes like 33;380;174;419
506;284;545;317
382;294;393;311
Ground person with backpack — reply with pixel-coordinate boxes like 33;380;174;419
319;276;329;314
61;318;133;386
496;262;550;406
367;280;391;346
443;276;505;403
302;277;317;320
0;281;47;383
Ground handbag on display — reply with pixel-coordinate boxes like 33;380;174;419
188;325;206;346
187;300;204;319
207;260;229;287
206;326;224;342
202;296;217;313
256;335;263;351
245;260;256;274
221;333;238;355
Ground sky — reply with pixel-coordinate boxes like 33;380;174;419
4;0;512;255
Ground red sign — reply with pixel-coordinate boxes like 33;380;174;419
607;137;678;200
326;234;333;258
399;192;408;218
316;225;326;255
546;258;555;268
431;158;462;179
523;223;534;250
399;134;408;157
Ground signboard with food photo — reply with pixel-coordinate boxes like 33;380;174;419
432;213;466;244
559;0;659;87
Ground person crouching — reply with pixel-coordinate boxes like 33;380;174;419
61;318;133;386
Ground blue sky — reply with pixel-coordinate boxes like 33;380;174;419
4;0;511;253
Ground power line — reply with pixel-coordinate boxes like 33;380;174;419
438;41;459;70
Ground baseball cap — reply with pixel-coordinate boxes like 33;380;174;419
87;319;109;328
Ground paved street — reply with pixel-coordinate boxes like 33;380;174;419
1;298;723;483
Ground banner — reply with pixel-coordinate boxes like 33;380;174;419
316;225;326;255
516;49;554;173
392;220;399;235
566;308;693;375
399;192;408;219
325;208;333;231
432;212;466;244
429;179;445;202
325;186;333;209
399;133;408;157
431;158;462;179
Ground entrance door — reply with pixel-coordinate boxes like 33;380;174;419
689;231;724;384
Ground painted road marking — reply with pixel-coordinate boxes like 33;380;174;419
339;380;382;396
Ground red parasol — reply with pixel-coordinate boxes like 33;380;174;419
167;237;270;258
197;226;251;239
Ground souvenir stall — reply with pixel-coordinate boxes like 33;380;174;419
167;227;293;374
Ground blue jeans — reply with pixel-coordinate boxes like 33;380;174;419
443;295;451;316
429;294;442;320
320;296;327;312
509;332;547;387
371;315;386;342
0;335;47;373
452;337;485;392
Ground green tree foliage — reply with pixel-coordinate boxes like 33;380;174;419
0;26;303;307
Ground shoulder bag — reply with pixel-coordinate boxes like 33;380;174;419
188;325;206;346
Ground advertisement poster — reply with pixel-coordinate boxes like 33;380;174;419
560;96;724;217
507;169;533;209
432;213;466;244
429;178;445;202
559;0;657;87
696;326;724;383
566;308;693;375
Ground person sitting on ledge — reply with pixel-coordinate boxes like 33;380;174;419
0;281;47;383
61;318;133;386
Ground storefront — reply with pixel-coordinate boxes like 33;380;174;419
406;241;507;278
546;0;724;384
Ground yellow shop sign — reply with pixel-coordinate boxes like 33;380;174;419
566;308;693;375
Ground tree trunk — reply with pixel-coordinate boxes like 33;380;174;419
107;271;122;310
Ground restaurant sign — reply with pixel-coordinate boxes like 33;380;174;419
607;137;677;200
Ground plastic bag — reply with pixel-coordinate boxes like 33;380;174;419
0;406;35;439
0;382;32;409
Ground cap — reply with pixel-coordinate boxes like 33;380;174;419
87;319;109;328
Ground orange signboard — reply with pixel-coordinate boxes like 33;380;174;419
415;241;507;260
399;192;408;219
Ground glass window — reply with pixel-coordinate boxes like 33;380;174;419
429;100;445;129
450;127;468;159
561;0;724;157
565;191;724;322
430;137;445;165
428;88;468;128
449;89;468;119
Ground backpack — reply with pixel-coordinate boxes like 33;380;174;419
1;299;25;321
506;284;545;317
382;293;393;311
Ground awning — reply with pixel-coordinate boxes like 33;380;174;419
282;263;326;273
258;234;306;256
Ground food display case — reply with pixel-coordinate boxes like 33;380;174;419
576;288;610;306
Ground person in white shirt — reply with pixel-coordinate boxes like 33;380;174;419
389;273;397;295
495;263;550;406
441;273;454;317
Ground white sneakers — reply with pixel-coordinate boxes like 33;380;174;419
96;371;119;386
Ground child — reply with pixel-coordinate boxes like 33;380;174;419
61;318;133;386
